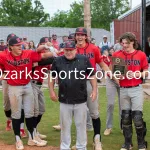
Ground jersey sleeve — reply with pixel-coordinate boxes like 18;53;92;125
141;52;148;70
30;51;42;62
94;47;103;64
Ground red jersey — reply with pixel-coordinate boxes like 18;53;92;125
113;50;148;87
101;55;110;66
76;43;102;70
0;50;42;85
52;40;59;50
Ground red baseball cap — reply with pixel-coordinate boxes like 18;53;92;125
7;33;16;42
64;41;76;50
8;36;23;46
75;27;87;35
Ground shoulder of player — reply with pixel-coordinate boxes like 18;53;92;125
112;50;122;56
53;55;64;63
87;43;100;52
22;49;34;54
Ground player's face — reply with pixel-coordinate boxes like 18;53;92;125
75;34;87;46
122;39;134;52
64;49;77;60
11;44;22;56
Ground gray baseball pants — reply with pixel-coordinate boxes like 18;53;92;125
120;84;143;111
60;102;87;150
8;82;34;119
86;80;99;119
31;82;45;117
2;80;10;111
105;78;121;129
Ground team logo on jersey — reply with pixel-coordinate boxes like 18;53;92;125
83;52;94;59
7;58;30;66
125;59;140;66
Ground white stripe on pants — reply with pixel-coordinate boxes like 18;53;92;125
60;102;87;150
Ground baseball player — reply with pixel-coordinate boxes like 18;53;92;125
112;32;148;150
75;27;111;150
0;36;54;150
101;50;121;136
2;33;27;138
31;37;54;143
49;40;97;150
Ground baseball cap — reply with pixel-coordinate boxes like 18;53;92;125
68;33;75;41
64;41;76;50
52;34;57;37
75;27;87;35
23;37;27;40
0;39;4;42
8;36;23;46
7;33;16;42
39;37;49;44
103;35;107;38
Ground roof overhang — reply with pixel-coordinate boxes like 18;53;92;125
118;0;150;20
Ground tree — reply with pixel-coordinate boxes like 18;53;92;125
45;10;69;27
46;0;129;30
0;0;49;26
45;1;84;28
91;0;130;30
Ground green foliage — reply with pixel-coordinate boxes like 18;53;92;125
0;88;150;150
91;0;130;30
46;2;84;28
0;0;49;26
46;0;129;30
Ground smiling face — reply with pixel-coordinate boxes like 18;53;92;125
75;33;87;47
64;49;77;60
10;44;22;56
121;39;134;53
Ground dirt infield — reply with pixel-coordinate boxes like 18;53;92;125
0;142;59;150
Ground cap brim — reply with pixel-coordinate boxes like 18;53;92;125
13;42;24;46
64;48;76;50
75;32;87;35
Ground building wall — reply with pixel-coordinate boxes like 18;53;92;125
0;26;110;46
114;9;141;43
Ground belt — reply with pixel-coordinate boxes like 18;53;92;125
31;80;42;85
120;84;140;88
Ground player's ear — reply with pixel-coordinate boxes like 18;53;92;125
9;46;13;51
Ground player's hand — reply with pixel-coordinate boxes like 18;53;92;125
127;72;134;79
46;42;53;47
33;62;38;67
50;91;58;102
90;90;97;102
115;74;124;80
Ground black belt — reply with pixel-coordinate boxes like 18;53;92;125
120;84;140;88
31;80;42;85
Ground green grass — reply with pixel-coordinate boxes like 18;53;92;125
0;87;150;150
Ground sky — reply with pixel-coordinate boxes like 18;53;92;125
40;0;142;17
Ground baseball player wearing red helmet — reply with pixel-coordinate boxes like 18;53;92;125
112;32;148;150
75;27;111;150
0;36;54;150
